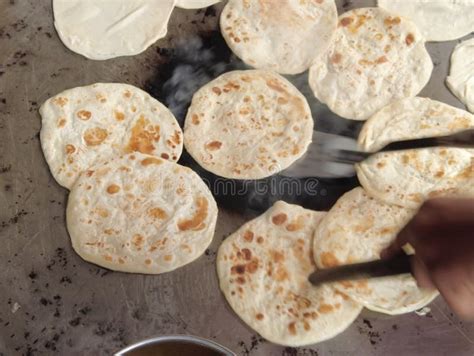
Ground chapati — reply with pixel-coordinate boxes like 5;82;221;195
313;188;438;315
176;0;220;9
67;152;218;274
40;83;183;189
217;201;362;346
378;0;474;42
308;7;433;120
184;70;314;179
447;38;474;113
220;0;338;74
357;97;474;208
53;0;175;60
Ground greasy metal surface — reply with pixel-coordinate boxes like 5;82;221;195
0;0;473;355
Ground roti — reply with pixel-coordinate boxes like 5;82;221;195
378;0;474;42
53;0;175;60
176;0;220;9
220;0;338;75
67;152;218;274
40;83;183;189
308;7;433;121
184;70;314;179
313;188;438;315
447;38;474;113
217;201;362;346
357;97;474;208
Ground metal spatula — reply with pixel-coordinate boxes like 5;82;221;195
309;253;413;286
281;129;474;179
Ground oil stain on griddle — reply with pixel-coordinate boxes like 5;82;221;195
146;30;359;214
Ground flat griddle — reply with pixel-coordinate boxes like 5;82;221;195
0;1;473;355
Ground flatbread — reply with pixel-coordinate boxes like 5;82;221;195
313;188;438;315
357;97;474;208
40;83;183;189
67;152;218;274
220;0;338;75
184;70;314;179
217;201;362;346
447;38;474;113
53;0;175;60
378;0;474;42
176;0;220;9
308;7;433;121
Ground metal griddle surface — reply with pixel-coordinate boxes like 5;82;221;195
0;0;473;355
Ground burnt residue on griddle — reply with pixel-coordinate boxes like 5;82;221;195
238;335;266;355
282;347;319;356
357;320;384;346
46;247;68;271
0;164;11;173
363;319;373;329
1;209;28;229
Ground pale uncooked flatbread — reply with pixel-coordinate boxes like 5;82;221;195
184;70;314;179
220;0;338;74
53;0;175;60
176;0;220;9
67;152;218;274
313;188;438;315
357;97;474;208
378;0;474;42
447;38;474;113
217;201;362;346
309;7;433;121
40;83;183;189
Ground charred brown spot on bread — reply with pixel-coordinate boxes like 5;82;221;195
231;264;246;275
164;255;173;262
376;56;388;64
177;196;208;231
288;322;297;335
265;79;287;94
172;130;181;145
191;114;200;125
145;259;152;265
65;144;76;155
160;153;169;159
205;141;222;151
141;157;163;166
331;52;342;64
84;127;108;146
320;252;340;268
272;213;287;225
123;90;132;98
318;303;334;313
103;255;113;262
132;234;144;249
257;236;264;244
212;87;222;95
376;161;386;169
106;184;120;194
58;118;66;128
334;290;350;301
255;313;264;320
114;110;125;121
148;207;167;219
243;230;254;242
405;33;415;46
384;16;401;27
126;116;161;154
53;97;68;107
340;17;353;27
241;248;252;261
77;110;92;121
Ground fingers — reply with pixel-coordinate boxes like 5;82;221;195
411;255;435;290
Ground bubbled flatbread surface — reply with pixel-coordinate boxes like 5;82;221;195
176;0;220;9
357;97;474;208
378;0;474;42
220;0;338;75
40;83;183;189
309;7;432;121
447;38;474;113
53;0;175;60
67;153;218;274
313;188;438;315
184;70;314;179
217;201;362;347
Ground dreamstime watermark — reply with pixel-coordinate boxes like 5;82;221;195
201;177;323;196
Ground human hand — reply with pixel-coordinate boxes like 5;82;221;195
382;198;474;320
